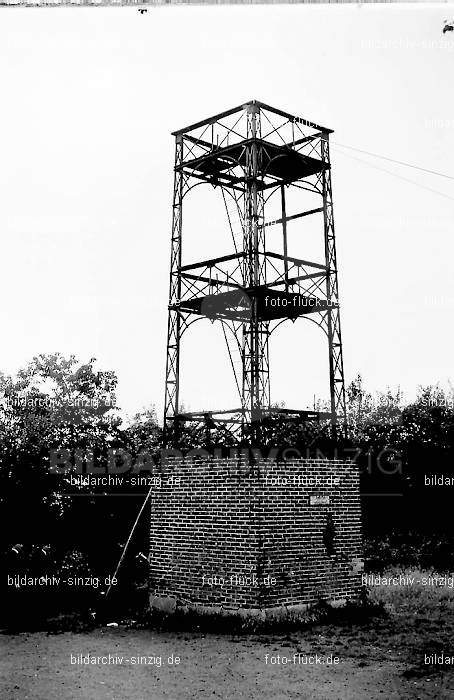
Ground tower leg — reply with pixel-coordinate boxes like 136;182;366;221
163;136;184;446
321;134;347;438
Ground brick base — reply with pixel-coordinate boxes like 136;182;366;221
149;457;363;614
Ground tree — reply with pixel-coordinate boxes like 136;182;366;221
0;353;121;546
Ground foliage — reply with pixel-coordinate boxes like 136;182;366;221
0;354;160;627
2;355;454;626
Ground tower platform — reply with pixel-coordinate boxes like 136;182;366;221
177;286;336;322
177;137;329;188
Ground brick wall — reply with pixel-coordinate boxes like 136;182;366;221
149;457;363;613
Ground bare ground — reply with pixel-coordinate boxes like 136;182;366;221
2;619;454;700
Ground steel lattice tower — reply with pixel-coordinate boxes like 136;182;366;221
163;101;346;443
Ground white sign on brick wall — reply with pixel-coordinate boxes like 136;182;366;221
309;495;331;505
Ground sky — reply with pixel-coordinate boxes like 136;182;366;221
0;3;454;423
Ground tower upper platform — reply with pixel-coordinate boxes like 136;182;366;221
176;137;328;187
172;100;332;189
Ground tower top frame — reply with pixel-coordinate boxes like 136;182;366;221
171;100;333;137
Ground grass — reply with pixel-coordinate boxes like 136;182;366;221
367;567;454;616
360;567;454;680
